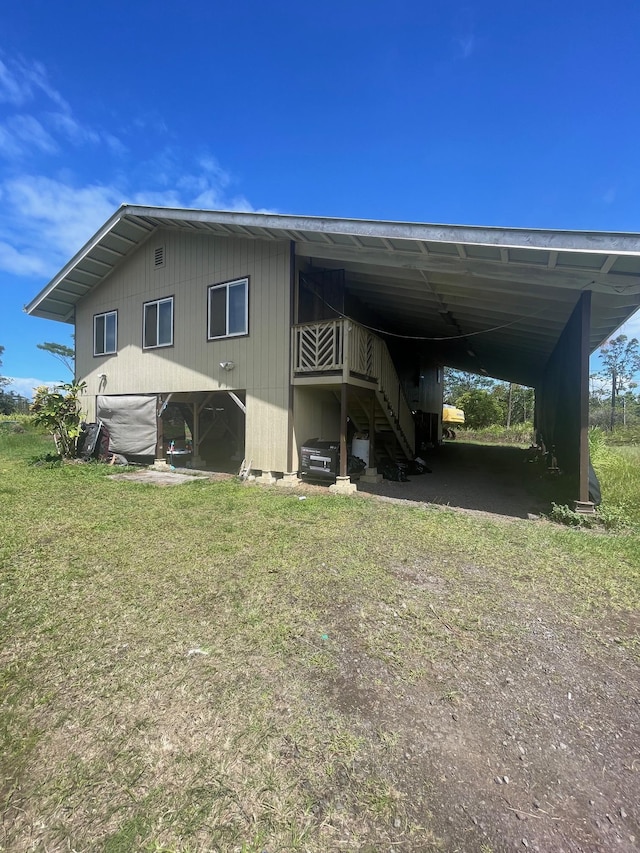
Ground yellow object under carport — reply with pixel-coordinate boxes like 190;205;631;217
442;404;465;425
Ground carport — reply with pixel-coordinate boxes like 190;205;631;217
285;217;640;508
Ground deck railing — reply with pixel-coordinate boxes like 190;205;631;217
292;319;414;456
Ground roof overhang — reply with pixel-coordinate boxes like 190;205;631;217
26;205;640;385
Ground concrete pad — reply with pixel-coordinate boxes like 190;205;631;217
108;470;206;486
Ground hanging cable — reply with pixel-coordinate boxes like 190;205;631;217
299;273;558;342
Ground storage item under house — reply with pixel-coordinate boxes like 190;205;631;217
300;439;340;480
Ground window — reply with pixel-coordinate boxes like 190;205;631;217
94;310;117;356
144;297;174;349
208;278;248;340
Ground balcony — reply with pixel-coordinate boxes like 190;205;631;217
292;319;415;457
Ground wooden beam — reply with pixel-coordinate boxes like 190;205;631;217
340;383;348;478
599;254;617;274
579;291;592;503
156;395;164;459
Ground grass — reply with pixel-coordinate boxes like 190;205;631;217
1;426;639;851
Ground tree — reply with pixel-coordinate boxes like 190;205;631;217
37;341;75;375
455;388;503;429
597;335;640;430
0;344;8;390
490;382;535;425
443;368;494;403
30;382;85;458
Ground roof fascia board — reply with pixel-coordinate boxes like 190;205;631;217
123;204;640;255
293;240;640;292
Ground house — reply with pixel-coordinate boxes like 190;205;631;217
26;206;640;505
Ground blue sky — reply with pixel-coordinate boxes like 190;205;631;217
2;0;640;396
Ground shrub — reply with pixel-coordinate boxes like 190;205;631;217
30;382;86;459
547;502;593;528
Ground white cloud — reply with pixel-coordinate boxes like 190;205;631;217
0;54;123;162
0;239;50;276
0;58;34;105
4;377;59;399
2;175;122;262
0;55;68;110
0;159;268;279
47;111;100;146
0;114;58;158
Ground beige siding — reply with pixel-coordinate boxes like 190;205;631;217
76;231;291;472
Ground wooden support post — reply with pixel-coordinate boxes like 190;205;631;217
339;382;348;478
156;395;164;460
578;290;592;505
192;401;199;458
369;391;376;463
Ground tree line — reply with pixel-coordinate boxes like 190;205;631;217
445;335;640;431
444;369;535;429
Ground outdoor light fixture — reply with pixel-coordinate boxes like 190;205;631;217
219;361;235;371
98;373;107;379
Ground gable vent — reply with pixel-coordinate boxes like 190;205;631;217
154;245;165;269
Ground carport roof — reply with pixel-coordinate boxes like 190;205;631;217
26;205;640;386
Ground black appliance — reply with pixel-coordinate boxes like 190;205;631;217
300;438;340;479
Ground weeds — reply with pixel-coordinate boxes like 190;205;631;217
455;422;534;445
547;502;593;528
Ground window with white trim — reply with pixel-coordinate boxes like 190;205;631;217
94;310;117;356
208;278;248;340
143;297;174;349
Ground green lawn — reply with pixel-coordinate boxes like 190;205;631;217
1;427;638;852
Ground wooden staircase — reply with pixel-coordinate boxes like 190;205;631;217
346;389;413;464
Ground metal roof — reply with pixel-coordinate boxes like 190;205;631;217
26;204;640;385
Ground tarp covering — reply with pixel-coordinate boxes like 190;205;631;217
97;395;157;456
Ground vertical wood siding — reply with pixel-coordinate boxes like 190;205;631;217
75;231;291;472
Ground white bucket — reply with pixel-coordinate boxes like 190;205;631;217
351;437;370;468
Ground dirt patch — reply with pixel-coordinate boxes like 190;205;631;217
356;441;563;520
318;562;639;852
107;470;224;486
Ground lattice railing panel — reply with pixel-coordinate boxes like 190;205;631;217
349;324;376;377
294;320;343;372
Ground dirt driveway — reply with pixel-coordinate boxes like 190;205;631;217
320;569;639;852
357;441;566;519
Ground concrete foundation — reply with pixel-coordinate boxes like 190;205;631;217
255;470;277;486
329;476;358;496
360;467;383;484
276;472;302;488
573;500;596;515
